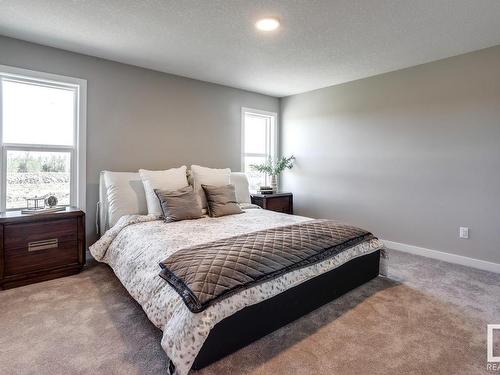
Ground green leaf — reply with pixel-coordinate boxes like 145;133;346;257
249;155;295;176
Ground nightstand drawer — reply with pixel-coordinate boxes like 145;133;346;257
266;196;291;213
0;208;85;290
4;240;79;276
251;192;293;215
4;218;78;250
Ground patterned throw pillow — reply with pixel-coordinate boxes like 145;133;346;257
154;186;203;222
201;184;243;218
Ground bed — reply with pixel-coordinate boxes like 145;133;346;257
91;171;384;375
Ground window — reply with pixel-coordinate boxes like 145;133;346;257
0;65;86;211
241;108;277;191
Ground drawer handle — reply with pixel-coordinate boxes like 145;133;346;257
28;238;59;252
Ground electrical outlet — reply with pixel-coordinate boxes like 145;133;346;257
459;227;469;239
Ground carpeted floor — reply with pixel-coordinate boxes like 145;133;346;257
0;249;499;375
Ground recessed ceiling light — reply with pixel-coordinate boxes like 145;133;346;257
255;18;280;31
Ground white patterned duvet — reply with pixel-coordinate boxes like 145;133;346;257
90;209;383;375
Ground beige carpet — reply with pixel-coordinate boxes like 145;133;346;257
0;249;498;375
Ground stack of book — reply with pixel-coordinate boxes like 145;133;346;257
21;206;66;215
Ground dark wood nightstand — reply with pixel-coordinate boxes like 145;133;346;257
251;192;293;215
0;207;86;290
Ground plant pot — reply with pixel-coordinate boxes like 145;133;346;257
270;175;278;192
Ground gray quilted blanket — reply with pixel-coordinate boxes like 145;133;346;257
159;219;375;313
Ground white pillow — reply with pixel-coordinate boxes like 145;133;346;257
102;171;148;228
190;165;231;209
230;172;251;204
139;166;189;215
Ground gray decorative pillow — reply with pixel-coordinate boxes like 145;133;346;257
154;186;203;222
201;184;243;218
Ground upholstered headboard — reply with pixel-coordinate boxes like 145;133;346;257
97;170;250;237
97;171;108;237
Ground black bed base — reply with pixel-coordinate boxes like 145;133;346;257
191;249;380;370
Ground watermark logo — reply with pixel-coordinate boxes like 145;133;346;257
488;324;500;371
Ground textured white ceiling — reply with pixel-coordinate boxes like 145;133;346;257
1;0;500;97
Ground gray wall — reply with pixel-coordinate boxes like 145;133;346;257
0;36;279;243
281;46;500;264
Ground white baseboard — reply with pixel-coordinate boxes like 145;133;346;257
382;239;500;274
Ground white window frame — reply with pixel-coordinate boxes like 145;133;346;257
0;64;87;211
241;107;278;186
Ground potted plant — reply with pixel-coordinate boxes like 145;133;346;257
250;155;295;192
